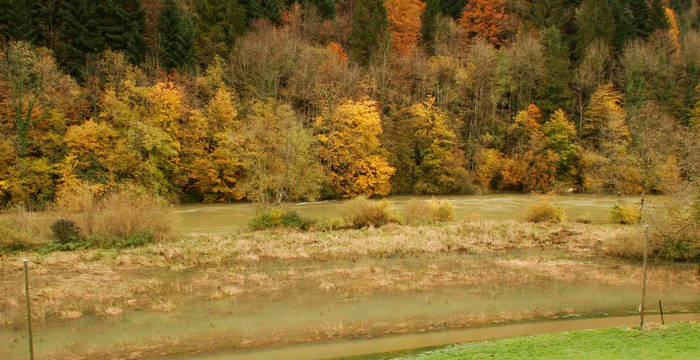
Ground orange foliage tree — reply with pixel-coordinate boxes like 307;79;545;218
385;0;426;56
458;0;509;46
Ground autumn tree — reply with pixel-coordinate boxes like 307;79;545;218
236;100;321;203
385;0;426;56
387;97;468;194
315;98;395;198
542;109;580;182
458;0;509;46
580;83;638;193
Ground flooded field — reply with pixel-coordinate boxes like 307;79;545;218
1;249;698;360
2;194;695;360
173;194;645;234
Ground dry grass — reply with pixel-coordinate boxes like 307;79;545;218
55;184;173;243
404;199;455;225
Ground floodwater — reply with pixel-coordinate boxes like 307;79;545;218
1;252;698;360
173;194;645;234
174;313;700;360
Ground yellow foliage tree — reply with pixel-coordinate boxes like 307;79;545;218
385;0;426;56
315;98;395;197
475;148;503;192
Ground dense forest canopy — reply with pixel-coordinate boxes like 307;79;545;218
1;0;699;207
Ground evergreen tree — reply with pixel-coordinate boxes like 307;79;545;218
439;0;467;19
192;0;246;64
58;0;101;77
348;0;389;66
612;0;636;50
304;0;334;19
158;0;196;71
0;0;39;43
575;0;616;57
649;0;670;31
538;27;573;116
627;0;650;38
239;0;282;25
98;0;146;63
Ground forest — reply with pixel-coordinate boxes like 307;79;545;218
1;0;699;207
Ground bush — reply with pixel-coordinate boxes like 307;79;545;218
0;218;33;253
525;200;566;223
647;189;699;261
249;208;313;231
0;207;49;253
49;184;173;251
315;217;346;232
343;196;399;228
610;204;641;225
50;219;83;244
404;199;455;225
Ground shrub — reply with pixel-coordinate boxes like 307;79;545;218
315;217;346;232
525;200;566;223
343;196;399;228
647;189;699;261
0;207;49;253
50;184;173;251
404;199;455;225
249;208;313;231
0;218;33;253
50;219;83;244
610;204;641;225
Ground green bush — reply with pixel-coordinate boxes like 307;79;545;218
610;204;641;225
404;199;455;225
525;200;566;223
315;217;346;232
249;208;313;231
343;196;399;229
50;219;83;244
90;231;155;249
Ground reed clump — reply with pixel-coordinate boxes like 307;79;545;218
404;199;455;225
343;196;400;228
525;200;566;223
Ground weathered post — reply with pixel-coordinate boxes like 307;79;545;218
640;225;649;330
659;300;664;325
23;258;34;360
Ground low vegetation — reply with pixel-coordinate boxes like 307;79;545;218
524;200;567;223
343;196;401;229
249;208;314;231
610;204;642;225
404;199;455;225
394;322;700;360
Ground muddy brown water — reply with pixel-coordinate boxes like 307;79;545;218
173;194;645;233
169;313;700;360
1;253;698;360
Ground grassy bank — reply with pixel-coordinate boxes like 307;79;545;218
390;322;700;360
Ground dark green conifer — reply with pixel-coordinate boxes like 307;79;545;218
0;0;39;43
348;0;389;66
158;0;196;71
191;0;246;64
649;0;670;31
627;0;651;38
304;0;334;19
58;0;101;77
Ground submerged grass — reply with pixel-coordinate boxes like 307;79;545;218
394;322;700;360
